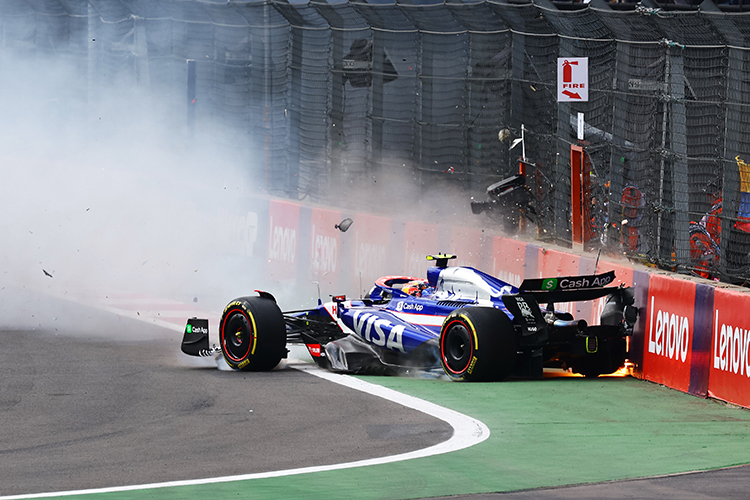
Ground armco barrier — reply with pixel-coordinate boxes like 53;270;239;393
251;197;750;409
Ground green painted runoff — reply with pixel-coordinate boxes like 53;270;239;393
39;376;750;500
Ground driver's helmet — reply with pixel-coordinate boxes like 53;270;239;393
402;280;428;297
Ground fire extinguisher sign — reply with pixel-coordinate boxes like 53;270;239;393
557;57;589;102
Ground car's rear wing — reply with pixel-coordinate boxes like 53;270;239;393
519;270;621;303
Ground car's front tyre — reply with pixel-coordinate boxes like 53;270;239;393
219;296;286;371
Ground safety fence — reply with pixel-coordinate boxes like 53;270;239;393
224;193;750;409
4;0;750;284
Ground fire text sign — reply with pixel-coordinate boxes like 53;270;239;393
557;57;589;102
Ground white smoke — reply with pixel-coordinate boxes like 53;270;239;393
0;49;263;333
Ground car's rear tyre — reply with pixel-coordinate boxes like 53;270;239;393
220;296;286;371
439;307;517;382
573;337;627;378
576;292;630;377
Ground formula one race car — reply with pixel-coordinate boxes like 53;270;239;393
181;255;637;381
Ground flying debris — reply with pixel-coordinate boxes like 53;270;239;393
471;174;536;233
335;218;353;232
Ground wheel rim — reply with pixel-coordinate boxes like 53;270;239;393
222;309;254;362
441;320;473;374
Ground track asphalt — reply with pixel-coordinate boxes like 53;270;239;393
2;294;750;500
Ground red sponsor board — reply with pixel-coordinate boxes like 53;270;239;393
309;207;342;288
449;227;483;269
352;213;392;294
403;222;439;277
491;236;527;287
537;248;581;278
267;200;301;282
535;248;582;317
642;274;696;392
708;288;750;408
596;260;634;287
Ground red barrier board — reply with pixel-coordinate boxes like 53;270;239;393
537;248;581;279
708;287;750;408
403;221;439;278
595;260;634;287
448;227;483;269
642;274;696;392
535;248;583;317
491;236;527;287
309;207;342;287
351;213;392;293
267;200;301;282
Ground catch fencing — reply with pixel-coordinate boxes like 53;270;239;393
3;0;750;283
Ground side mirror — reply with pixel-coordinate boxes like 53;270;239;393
335;218;353;232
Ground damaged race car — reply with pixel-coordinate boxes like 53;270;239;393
181;255;638;381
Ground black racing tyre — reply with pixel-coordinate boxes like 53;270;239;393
439;307;517;382
574;337;627;378
577;290;630;377
219;296;286;371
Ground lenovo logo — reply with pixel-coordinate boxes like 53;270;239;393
713;310;750;377
269;216;296;264
311;231;337;275
648;295;690;362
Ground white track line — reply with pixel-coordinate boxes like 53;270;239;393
1;364;489;500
